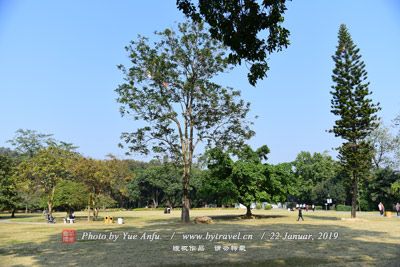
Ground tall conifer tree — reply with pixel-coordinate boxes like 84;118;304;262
330;24;380;218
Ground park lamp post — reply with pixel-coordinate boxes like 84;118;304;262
326;198;332;210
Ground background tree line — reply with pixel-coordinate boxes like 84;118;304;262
1;125;399;219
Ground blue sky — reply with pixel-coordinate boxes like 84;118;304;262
0;0;399;163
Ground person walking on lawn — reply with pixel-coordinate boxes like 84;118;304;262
297;207;304;221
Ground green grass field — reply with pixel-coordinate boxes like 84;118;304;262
0;209;399;267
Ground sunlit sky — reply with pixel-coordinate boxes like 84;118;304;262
0;0;399;163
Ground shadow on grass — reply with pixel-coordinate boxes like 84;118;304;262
0;213;42;220
304;215;341;221
1;219;399;267
210;214;287;221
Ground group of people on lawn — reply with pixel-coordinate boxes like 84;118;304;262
64;211;75;223
295;202;400;221
380;202;400;217
43;210;75;223
44;201;400;224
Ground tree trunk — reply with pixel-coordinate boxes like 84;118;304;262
87;195;91;222
11;208;16;218
94;208;99;220
351;174;358;218
47;186;56;215
246;205;252;217
92;194;98;221
47;201;53;216
181;165;190;223
93;196;98;220
153;190;158;208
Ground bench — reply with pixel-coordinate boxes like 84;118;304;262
63;218;75;224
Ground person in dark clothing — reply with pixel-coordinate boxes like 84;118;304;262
297;207;304;221
47;213;56;223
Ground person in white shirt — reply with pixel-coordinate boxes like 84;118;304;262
378;202;384;216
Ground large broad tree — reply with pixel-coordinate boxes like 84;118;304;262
71;156;130;221
103;155;134;209
7;129;54;158
8;129;77;158
7;130;77;212
71;157;113;221
53;180;89;214
329;24;380;218
177;0;290;86
264;162;297;204
14;147;77;215
199;148;239;207
231;145;270;217
292;151;341;205
207;145;284;217
116;21;254;222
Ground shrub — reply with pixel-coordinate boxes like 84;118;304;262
256;203;262;210
336;204;352;211
264;204;272;210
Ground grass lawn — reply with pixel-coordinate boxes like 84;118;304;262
0;209;399;267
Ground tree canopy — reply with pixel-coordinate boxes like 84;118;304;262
203;145;295;216
53;180;89;212
177;0;290;86
7;129;77;158
292;151;345;206
14;146;78;215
